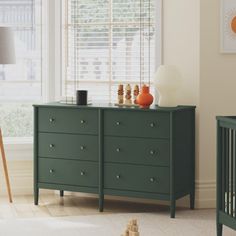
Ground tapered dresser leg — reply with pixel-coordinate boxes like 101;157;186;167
60;190;64;197
34;187;39;205
190;191;195;210
170;199;176;218
217;223;222;236
99;194;104;212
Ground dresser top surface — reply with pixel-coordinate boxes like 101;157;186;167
34;102;196;112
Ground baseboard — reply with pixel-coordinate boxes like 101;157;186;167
194;180;216;208
0;160;216;209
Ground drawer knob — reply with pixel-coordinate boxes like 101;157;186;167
116;175;121;179
80;120;85;124
80;171;85;176
80;146;85;150
116;148;120;152
49;169;54;173
150;150;155;155
150;177;155;182
49;144;54;148
116;121;121;126
49;118;55;123
150;123;155;128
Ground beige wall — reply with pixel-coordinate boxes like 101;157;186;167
199;0;236;206
163;0;199;106
163;0;202;206
164;0;236;208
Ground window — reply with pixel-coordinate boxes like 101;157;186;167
62;0;161;102
0;0;45;138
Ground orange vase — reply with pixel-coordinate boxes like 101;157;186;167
136;85;154;109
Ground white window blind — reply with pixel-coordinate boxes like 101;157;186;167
62;0;159;103
0;0;43;102
0;0;44;138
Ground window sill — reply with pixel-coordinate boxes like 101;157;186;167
4;137;33;145
3;137;33;160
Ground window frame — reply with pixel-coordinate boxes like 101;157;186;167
3;0;51;145
5;0;162;150
0;0;47;104
58;0;162;102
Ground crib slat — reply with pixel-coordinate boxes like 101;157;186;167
222;128;226;212
235;129;236;219
217;117;236;234
230;129;234;217
226;128;230;214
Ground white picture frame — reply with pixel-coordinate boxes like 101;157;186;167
221;0;236;53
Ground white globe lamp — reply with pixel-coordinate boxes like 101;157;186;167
154;65;182;107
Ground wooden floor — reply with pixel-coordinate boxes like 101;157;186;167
1;194;235;236
0;193;171;218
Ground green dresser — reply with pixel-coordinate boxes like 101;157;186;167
34;103;195;218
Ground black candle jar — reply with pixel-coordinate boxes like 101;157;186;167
76;90;88;105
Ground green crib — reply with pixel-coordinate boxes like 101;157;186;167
216;117;236;236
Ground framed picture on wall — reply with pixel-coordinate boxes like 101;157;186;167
221;0;236;53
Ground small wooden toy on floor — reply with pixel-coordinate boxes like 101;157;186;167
125;84;132;105
121;219;140;236
118;84;124;105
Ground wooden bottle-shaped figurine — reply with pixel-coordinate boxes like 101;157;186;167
118;84;124;105
133;85;139;104
125;84;132;105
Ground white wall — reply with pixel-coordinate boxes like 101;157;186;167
163;0;199;106
163;0;202;207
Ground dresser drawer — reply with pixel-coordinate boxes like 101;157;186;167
104;110;170;138
38;158;98;187
104;163;170;194
38;108;98;134
104;137;169;166
38;133;98;161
